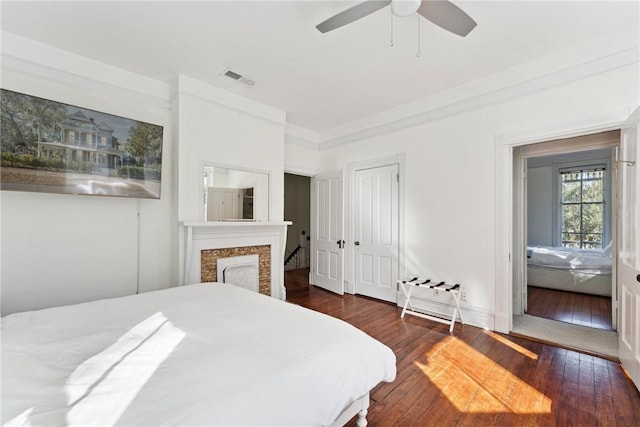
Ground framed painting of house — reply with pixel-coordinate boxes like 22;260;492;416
0;89;163;199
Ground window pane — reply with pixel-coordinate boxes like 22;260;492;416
562;204;581;233
582;179;603;202
582;203;603;234
562;233;581;247
582;170;603;180
562;181;581;203
583;233;602;248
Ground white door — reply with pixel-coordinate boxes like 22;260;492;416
513;147;527;315
310;173;344;294
353;164;399;303
618;108;640;390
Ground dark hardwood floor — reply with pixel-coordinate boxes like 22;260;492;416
284;269;640;427
526;286;613;330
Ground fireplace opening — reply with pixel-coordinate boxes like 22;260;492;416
217;254;259;293
200;245;271;295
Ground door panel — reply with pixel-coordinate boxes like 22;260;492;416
311;173;344;294
317;250;326;276
619;107;640;390
354;164;399;302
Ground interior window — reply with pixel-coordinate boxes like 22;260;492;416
559;166;605;249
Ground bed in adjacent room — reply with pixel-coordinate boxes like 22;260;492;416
526;245;612;297
1;283;396;427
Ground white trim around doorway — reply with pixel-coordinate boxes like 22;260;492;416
494;108;634;334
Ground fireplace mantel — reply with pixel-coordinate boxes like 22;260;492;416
180;221;291;300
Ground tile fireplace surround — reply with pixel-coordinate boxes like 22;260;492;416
181;221;291;300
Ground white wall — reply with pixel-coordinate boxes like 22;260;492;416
284;143;320;177
527;166;554;246
1;23;636;326
1;38;291;313
1;33;176;315
318;63;638;328
176;75;286;223
175;76;287;284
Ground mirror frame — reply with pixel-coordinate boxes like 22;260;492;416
200;161;271;222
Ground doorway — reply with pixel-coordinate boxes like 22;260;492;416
284;173;311;294
308;154;405;303
524;147;615;329
512;130;620;357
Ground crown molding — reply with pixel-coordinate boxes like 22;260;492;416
284;122;320;150
176;74;286;127
318;47;639;150
283;163;319;177
284;134;320;150
1;54;172;112
1;31;172;111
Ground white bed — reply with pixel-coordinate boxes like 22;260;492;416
1;283;396;427
527;245;612;297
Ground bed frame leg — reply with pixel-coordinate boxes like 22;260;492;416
330;393;369;427
356;408;368;427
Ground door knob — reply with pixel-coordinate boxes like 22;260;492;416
354;241;360;246
637;274;640;283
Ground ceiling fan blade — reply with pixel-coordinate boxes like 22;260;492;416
316;0;391;33
417;0;477;37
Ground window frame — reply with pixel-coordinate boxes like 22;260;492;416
558;165;606;248
553;160;611;248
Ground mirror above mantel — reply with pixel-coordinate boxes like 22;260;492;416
203;164;270;222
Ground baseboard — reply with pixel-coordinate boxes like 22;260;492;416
494;312;511;333
397;293;494;330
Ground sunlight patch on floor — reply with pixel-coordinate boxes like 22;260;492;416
484;330;538;360
415;337;551;414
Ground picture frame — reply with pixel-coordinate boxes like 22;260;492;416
0;89;164;199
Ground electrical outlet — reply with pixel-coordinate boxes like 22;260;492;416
460;287;468;303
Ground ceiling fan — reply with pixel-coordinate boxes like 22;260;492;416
316;0;477;37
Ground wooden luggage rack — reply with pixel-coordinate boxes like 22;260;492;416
398;277;464;333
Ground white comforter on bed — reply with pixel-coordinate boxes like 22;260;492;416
527;245;611;273
2;283;396;427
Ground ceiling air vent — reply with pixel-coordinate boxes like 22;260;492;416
222;68;255;87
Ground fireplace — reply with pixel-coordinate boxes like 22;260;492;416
181;221;291;300
201;246;270;295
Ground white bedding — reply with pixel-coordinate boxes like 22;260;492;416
527;245;611;273
1;283;396;426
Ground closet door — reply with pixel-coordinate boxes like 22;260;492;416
353;164;399;303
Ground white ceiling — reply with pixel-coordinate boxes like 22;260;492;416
1;1;638;133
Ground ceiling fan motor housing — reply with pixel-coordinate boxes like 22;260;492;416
391;0;422;17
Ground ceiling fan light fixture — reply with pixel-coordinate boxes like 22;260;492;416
391;0;421;17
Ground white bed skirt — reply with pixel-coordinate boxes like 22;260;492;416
527;265;612;297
